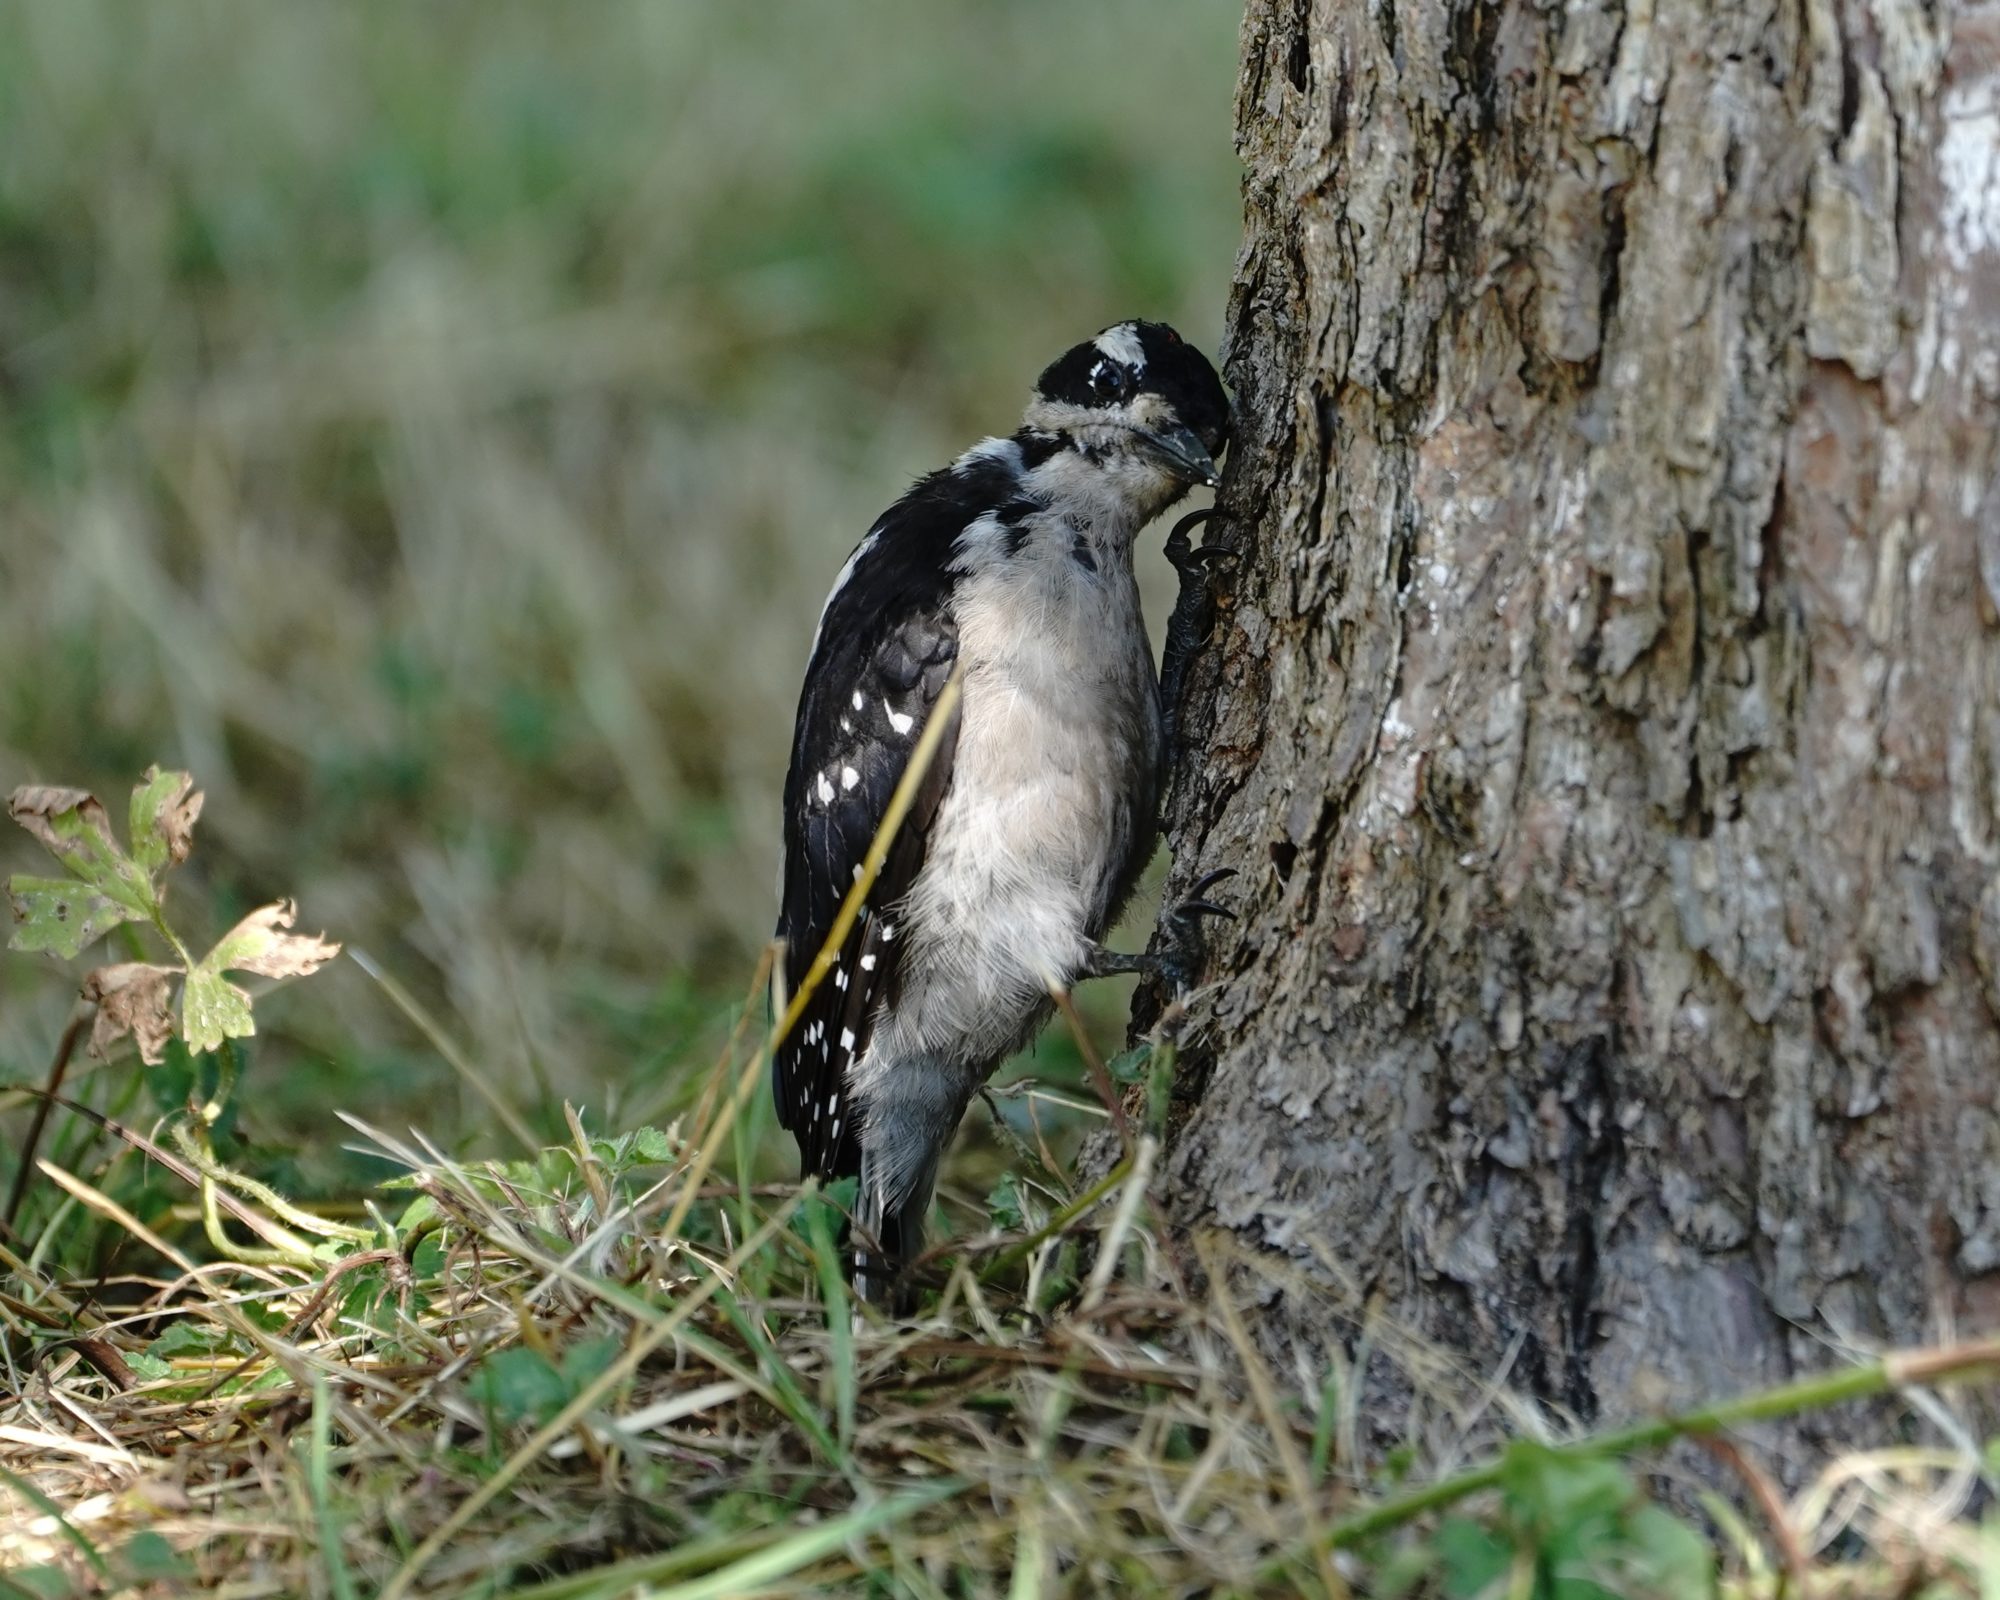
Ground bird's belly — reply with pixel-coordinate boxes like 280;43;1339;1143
887;640;1160;1069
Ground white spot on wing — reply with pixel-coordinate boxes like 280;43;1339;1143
851;689;866;711
840;1028;855;1050
1093;322;1146;369
816;772;835;804
860;953;876;971
887;706;914;735
840;765;859;790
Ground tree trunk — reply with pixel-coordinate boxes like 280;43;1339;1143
1164;0;2000;1445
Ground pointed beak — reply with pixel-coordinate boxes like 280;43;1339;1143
1134;421;1221;488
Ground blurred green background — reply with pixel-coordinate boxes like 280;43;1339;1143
0;2;1242;1193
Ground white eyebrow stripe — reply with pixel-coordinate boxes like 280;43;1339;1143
1093;323;1145;368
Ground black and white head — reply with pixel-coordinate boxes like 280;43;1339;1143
1020;320;1231;522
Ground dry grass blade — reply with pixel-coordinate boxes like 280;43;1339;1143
1197;1232;1345;1598
0;1112;1992;1600
346;948;540;1153
6;1069;1999;1597
377;1189;811;1600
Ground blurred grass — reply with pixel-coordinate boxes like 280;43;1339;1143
0;1;1243;1176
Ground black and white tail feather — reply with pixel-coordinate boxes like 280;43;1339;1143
774;320;1231;1308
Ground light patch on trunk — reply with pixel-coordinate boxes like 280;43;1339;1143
1940;79;2000;271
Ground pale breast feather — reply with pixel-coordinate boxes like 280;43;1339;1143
773;459;1013;1178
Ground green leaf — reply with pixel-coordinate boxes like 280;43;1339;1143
114;1530;191;1584
338;1269;394;1333
7;875;139;959
1434;1515;1511;1598
121;1351;173;1382
821;1175;858;1211
559;1335;622;1389
6;787;153;915
394;1192;439;1231
1616;1505;1712;1593
1501;1442;1632;1530
471;1346;569;1427
148;1321;233;1361
1369;1544;1440;1600
987;1173;1026;1231
182;965;254;1055
127;766;203;878
628;1126;677;1164
1106;1045;1152;1085
410;1232;447;1276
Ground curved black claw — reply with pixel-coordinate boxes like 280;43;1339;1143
1155;867;1239;994
1163;507;1219;574
1178;544;1237;575
1181;866;1239;903
1175;898;1234;921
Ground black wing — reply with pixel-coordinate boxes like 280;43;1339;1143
775;460;1005;1180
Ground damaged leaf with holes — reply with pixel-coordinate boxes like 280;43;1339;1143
6;767;340;1065
182;900;342;1054
6;769;194;959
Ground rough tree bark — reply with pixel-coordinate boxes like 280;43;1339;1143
1161;0;2000;1447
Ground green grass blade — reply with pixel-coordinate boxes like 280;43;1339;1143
640;1483;963;1600
709;1279;840;1463
308;1375;360;1600
804;1191;857;1452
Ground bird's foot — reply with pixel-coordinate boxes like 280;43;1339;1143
1075;867;1237;993
1153;866;1237;994
1161;509;1236;746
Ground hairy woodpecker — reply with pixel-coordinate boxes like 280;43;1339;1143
775;320;1232;1304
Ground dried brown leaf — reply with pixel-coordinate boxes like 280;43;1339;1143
206;899;342;979
81;962;180;1065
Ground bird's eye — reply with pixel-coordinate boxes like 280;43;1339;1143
1088;359;1128;401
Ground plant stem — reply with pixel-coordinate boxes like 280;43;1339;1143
979;1154;1134;1282
2;1006;87;1236
1298;1336;2000;1561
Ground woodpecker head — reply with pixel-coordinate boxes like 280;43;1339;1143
1021;321;1231;520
